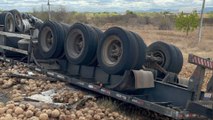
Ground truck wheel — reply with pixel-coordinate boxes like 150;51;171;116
97;27;139;75
89;26;104;66
147;41;183;74
170;44;183;73
129;32;147;69
38;20;65;59
65;23;102;65
0;12;15;32
9;9;23;32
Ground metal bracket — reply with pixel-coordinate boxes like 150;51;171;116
207;75;213;93
162;72;178;84
188;66;205;100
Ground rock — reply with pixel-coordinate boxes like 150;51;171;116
14;107;24;115
39;113;49;120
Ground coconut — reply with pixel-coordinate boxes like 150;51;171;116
94;114;101;120
76;110;83;117
46;109;52;116
29;116;39;120
39;113;49;120
14;107;24;115
85;114;92;119
0;107;6;114
18;114;25;119
28;104;35;111
26;110;34;118
4;114;13;120
112;112;119;118
70;114;76;119
79;116;86;120
6;109;13;114
51;109;60;118
19;104;26;110
59;114;66;120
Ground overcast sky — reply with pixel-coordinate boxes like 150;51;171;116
0;0;213;12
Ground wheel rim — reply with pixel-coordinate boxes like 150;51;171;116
102;35;123;67
40;27;54;52
66;29;85;59
153;51;166;66
6;15;14;32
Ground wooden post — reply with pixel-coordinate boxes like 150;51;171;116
198;0;206;43
48;0;51;20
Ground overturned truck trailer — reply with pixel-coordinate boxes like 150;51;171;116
0;10;213;120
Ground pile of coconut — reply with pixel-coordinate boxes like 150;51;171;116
0;61;130;120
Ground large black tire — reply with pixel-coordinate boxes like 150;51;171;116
38;20;65;59
129;32;147;69
65;23;103;65
0;12;15;32
147;41;183;74
9;9;23;32
170;44;183;73
89;26;104;65
97;27;142;75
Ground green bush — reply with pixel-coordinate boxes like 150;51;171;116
175;11;199;35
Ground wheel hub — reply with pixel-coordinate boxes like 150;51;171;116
102;35;123;67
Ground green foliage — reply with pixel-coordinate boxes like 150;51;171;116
175;11;199;35
126;10;135;15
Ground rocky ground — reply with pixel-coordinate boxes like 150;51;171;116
0;61;134;120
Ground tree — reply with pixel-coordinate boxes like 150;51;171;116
126;10;134;15
175;11;199;35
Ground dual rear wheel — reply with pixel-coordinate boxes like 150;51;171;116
38;22;183;76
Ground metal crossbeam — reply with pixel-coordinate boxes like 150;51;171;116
0;31;30;39
0;45;28;55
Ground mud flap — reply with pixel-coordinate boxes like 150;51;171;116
132;70;155;89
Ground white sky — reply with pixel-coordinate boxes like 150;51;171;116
0;0;212;12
